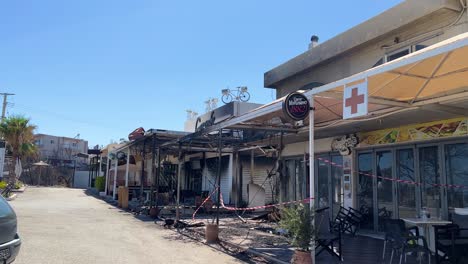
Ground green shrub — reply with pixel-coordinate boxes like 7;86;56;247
0;181;7;189
279;203;313;251
14;181;23;189
95;176;105;192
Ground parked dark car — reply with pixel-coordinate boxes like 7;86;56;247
0;195;21;263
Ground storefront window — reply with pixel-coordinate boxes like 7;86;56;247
377;151;393;230
356;139;467;231
419;146;441;218
297;160;306;200
397;149;416;218
284;159;307;202
317;159;329;208
445;143;468;210
331;155;343;218
358;153;373;230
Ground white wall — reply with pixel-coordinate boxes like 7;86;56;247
73;170;89;188
241;157;276;204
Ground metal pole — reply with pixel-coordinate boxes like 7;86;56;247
88;158;91;188
176;143;183;220
150;135;156;208
216;129;222;226
250;149;254;184
278;132;284;203
156;147;161;207
99;155;103;176
95;156;99;181
125;148;130;187
140;140;146;202
72;158;76;188
233;151;240;206
105;153;110;195
308;96;315;262
112;153;118;200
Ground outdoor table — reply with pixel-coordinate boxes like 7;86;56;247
401;218;452;253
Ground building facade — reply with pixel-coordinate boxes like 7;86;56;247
34;134;89;167
261;0;468;232
266;0;468;97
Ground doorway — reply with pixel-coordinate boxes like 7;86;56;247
316;154;344;219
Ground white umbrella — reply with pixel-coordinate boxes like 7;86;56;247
32;160;49;185
14;158;22;179
32;161;49;166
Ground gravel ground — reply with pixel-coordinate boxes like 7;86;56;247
9;187;243;264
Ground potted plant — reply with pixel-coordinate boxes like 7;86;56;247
279;203;313;264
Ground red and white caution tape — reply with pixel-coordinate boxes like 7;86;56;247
192;186;219;221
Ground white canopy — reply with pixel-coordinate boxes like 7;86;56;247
202;33;468;135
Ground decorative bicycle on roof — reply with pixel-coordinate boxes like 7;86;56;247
221;86;250;104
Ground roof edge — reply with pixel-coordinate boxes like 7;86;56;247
264;0;461;88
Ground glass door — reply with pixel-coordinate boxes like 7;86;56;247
376;151;394;231
316;154;344;219
396;148;417;219
418;146;442;219
444;143;468;212
284;158;308;202
317;158;330;208
357;152;374;230
357;150;395;231
331;155;344;218
356;139;467;232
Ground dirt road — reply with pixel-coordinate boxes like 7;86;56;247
9;187;242;264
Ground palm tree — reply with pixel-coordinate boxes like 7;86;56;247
0;116;37;184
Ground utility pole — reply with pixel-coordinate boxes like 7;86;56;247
0;93;15;122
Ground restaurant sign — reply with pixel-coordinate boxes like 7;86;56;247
283;92;310;121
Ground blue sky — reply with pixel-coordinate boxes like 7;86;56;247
0;0;401;147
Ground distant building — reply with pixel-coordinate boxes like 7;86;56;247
34;134;89;167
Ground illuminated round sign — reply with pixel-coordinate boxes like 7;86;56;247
283;92;310;121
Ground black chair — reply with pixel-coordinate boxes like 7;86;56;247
435;213;468;264
331;206;364;235
382;219;420;261
332;206;350;232
315;207;343;261
378;207;393;231
346;207;365;235
384;219;431;264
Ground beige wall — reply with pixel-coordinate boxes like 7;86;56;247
275;7;468;98
35;134;88;161
282;137;333;157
